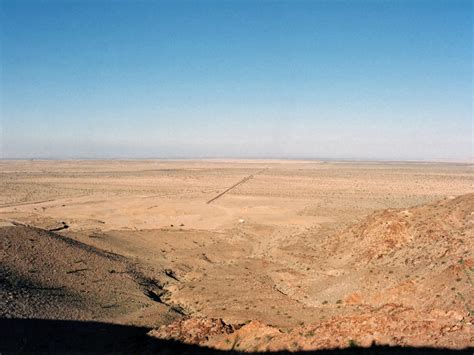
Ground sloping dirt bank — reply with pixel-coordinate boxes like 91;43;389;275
149;194;473;351
0;225;181;326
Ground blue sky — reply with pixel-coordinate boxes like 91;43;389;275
1;0;472;159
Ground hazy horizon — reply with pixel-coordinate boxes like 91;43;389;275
1;0;472;160
0;156;471;163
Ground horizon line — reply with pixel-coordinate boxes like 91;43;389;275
0;157;472;164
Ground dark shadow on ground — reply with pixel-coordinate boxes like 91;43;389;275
0;318;471;354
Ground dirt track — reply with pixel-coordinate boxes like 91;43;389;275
0;160;472;351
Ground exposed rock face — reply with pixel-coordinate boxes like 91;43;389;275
342;193;473;264
149;309;472;352
148;317;234;345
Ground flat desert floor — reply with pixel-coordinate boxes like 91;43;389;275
1;160;473;352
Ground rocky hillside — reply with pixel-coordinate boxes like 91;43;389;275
150;194;474;351
0;225;178;326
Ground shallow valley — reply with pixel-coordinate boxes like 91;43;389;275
0;160;472;352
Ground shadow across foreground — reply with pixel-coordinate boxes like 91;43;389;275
0;318;471;354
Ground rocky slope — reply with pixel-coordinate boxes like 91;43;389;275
0;225;178;326
150;194;474;351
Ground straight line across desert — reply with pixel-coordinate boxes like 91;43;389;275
0;160;472;353
1;0;473;354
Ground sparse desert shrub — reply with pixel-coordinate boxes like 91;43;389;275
348;339;359;347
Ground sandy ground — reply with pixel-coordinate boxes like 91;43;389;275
0;160;472;351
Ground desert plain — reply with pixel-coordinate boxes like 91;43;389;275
0;159;473;352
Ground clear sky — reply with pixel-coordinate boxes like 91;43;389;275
0;0;472;160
